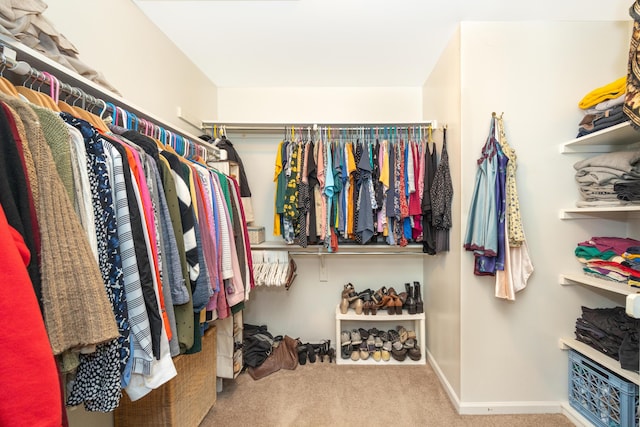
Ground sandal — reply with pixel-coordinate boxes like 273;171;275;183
341;344;351;360
387;329;400;343
359;341;370;360
381;341;392;362
340;330;351;347
350;329;362;346
408;344;421;361
396;326;408;344
373;286;390;310
391;341;407;361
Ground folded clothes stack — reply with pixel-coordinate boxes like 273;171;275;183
573;150;640;207
575;236;640;287
577;76;629;137
574;306;639;371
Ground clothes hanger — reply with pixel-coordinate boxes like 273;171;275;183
29;71;61;112
16;70;48;107
83;94;110;133
0;54;18;97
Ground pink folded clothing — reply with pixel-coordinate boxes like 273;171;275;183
577;236;640;255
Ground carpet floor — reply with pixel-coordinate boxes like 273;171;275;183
201;361;574;427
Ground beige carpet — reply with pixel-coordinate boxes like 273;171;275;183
201;361;574;427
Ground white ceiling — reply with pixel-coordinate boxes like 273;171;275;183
134;0;632;88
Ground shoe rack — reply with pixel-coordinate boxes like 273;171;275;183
334;306;426;365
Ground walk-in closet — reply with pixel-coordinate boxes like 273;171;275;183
0;1;638;427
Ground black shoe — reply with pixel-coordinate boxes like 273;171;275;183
297;343;307;365
405;282;417;315
414;281;424;314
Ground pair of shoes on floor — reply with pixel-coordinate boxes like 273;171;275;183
298;339;335;364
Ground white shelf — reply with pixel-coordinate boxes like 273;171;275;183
559;205;640;219
559;337;640;385
560;121;640;153
251;240;424;255
337;355;425;365
335;305;426;321
560;273;640;297
335;305;426;366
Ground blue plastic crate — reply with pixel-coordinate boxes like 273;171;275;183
568;350;639;427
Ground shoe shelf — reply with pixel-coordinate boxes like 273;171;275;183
334;306;426;366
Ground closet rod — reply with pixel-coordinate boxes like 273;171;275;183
202;121;438;134
0;35;220;160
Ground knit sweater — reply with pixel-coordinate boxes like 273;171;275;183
30;104;75;205
0;93;119;354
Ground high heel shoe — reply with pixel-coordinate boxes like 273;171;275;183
386;287;402;315
372;286;388;307
342;283;359;302
317;342;326;362
362;300;371;315
350;297;364;315
339;297;349;314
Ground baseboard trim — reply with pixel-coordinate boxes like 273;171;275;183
560;402;591;426
458;401;563;415
427;350;565;417
426;349;461;413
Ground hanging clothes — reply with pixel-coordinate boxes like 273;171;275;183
465;115;533;300
0;79;254;411
271;126;448;249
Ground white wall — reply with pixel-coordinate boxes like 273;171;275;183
216;87;423;123
43;0;217;135
422;26;462;400
457;20;631;408
224;84;426;340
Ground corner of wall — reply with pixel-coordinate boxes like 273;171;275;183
421;22;462;401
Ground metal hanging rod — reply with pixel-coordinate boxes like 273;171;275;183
202;121;439;134
0;36;220;161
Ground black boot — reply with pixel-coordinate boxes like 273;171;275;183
414;281;423;314
405;282;416;315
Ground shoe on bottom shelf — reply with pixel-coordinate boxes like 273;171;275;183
381;341;392;362
372;349;382;362
350;329;362;346
341;330;351;347
350;346;360;361
408;345;421;361
359;342;370;360
391;341;407;362
341;345;351;360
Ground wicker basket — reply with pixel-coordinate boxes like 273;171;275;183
248;226;265;245
115;325;217;427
